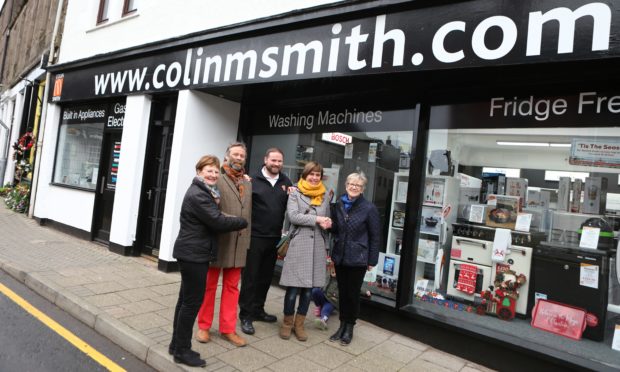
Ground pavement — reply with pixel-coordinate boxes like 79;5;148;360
0;205;495;372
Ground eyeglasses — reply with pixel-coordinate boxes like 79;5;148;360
347;183;364;189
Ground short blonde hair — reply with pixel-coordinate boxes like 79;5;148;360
346;172;367;188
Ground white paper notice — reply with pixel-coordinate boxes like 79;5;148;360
364;265;377;282
515;213;532;232
414;279;429;296
469;205;485;224
612;324;620;352
579;264;599;289
579;226;600;249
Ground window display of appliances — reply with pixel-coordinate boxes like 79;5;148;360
531;242;612;341
447;224;496;302
447;223;541;316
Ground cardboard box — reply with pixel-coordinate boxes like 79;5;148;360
571;179;583;213
526;189;551;209
582;177;608;214
486;194;520;229
506;177;528;210
557;177;571;212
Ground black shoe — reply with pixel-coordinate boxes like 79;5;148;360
329;323;346;342
254;312;277;323
173;349;206;367
168;344;200;357
240;318;255;335
340;323;354;346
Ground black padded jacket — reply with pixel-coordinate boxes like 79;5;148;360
173;177;248;263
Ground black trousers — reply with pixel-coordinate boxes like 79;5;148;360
238;236;280;319
171;260;209;352
334;265;367;324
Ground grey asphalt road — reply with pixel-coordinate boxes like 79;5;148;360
0;270;156;372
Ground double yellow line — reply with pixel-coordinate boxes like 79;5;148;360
0;282;125;372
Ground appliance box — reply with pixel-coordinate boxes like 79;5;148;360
531;299;587;340
485;194;520;230
582;177;608;215
557;177;571;212
571;179;583;213
506;178;529;210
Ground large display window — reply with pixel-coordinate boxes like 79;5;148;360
406;94;620;367
248;106;415;304
52;100;125;190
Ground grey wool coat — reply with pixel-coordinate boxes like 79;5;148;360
279;188;330;288
211;172;252;268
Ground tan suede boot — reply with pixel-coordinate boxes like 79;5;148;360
279;315;294;340
293;314;308;341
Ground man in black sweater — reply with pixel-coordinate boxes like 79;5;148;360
239;148;293;335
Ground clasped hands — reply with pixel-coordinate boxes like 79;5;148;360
317;216;332;230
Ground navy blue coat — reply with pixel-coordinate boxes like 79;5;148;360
330;195;380;268
173;177;248;263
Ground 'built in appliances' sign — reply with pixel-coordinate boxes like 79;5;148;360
52;0;620;102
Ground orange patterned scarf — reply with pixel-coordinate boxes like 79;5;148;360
222;163;245;198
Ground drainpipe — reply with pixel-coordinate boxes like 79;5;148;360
28;0;65;217
0;118;10;185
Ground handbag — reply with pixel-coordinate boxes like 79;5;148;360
276;232;293;257
276;207;310;258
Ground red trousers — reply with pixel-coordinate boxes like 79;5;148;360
197;266;241;334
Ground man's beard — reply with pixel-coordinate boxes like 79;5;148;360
265;164;281;174
228;160;245;171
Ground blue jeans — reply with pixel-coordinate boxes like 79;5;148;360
283;287;312;316
311;288;335;318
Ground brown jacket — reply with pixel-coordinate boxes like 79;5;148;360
211;173;252;268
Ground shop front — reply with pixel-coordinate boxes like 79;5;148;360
40;0;620;368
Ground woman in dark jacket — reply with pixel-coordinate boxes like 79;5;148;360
329;172;380;346
170;155;247;367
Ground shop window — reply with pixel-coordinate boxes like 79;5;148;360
122;0;137;16
52;120;104;190
249;111;414;303
97;0;110;24
409;119;619;361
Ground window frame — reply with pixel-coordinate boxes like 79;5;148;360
122;0;137;16
97;0;110;24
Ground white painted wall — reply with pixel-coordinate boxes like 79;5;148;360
33;104;95;231
58;0;342;63
109;95;152;247
158;90;241;262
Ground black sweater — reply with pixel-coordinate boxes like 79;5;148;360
251;169;292;238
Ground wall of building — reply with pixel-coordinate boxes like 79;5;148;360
32;103;96;231
158;90;240;262
57;0;341;63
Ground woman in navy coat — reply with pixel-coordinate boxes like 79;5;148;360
329;172;380;346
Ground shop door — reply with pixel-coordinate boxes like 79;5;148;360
92;131;123;243
135;96;177;257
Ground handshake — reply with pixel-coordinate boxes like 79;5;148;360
317;216;332;230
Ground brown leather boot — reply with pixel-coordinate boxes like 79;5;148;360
293;314;307;341
279;314;294;339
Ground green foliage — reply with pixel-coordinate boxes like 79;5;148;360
3;184;30;213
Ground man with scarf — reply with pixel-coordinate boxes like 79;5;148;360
195;142;252;347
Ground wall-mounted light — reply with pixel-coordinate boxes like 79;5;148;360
496;141;571;148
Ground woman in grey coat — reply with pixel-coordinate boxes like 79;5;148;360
279;161;331;341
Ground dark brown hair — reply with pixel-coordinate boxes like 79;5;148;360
264;147;284;158
195;155;220;173
301;161;323;179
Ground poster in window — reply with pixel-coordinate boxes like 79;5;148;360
107;141;121;190
383;256;395;276
392;210;405;228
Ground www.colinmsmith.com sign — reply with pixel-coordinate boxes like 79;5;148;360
52;0;620;102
